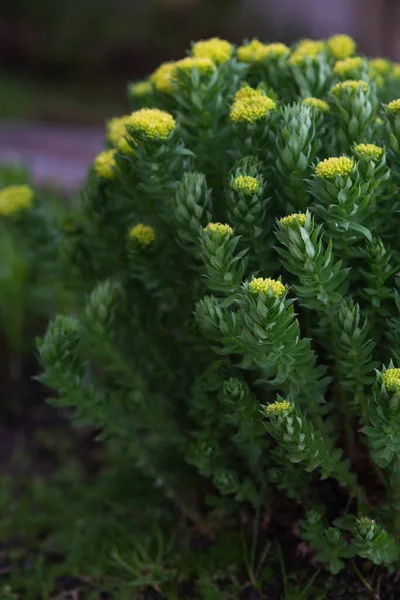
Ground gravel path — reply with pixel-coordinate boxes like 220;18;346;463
0;122;104;192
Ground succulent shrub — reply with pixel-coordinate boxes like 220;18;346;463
39;34;400;584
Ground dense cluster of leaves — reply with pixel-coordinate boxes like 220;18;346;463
36;35;400;596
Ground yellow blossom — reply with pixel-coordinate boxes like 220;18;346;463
354;143;383;160
0;185;34;216
382;368;400;392
150;62;176;94
106;115;135;155
128;224;155;246
129;80;152;97
94;149;117;179
279;213;307;227
315;156;354;178
233;175;259;194
327;34;356;59
265;400;292;415
237;40;290;63
387;99;400;115
289;39;325;66
127;108;176;141
392;64;400;78
230;95;276;123
249;277;285;296
303;97;329;112
369;57;391;76
192;37;233;65
233;86;264;102
331;79;368;95
174;56;215;76
333;57;363;77
204;222;233;238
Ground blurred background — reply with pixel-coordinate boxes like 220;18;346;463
1;0;400;189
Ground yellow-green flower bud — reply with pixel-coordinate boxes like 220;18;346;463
174;56;216;76
150;62;176;94
106;115;135;155
327;34;356;60
289;39;325;66
237;40;289;63
279;213;307;227
369;57;391;76
192;37;233;65
392;64;400;79
333;57;363;77
265;400;292;415
382;368;400;392
233;86;264;102
0;185;34;216
129;80;152;97
127;108;176;141
354;143;383;160
315;156;354;178
249;277;285;296
128;224;155;246
331;80;368;95
94;149;117;179
302;97;329;112
233;175;259;195
387;98;400;115
230;95;276;123
204;222;233;238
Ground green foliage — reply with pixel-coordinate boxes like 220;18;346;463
37;34;400;595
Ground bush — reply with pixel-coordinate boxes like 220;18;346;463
38;35;400;596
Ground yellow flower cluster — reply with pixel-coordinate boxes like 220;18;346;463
315;156;354;178
0;185;34;216
333;57;363;77
237;40;289;63
354;143;383;160
387;99;400;114
230;94;276;123
175;56;216;76
382;368;400;392
94;149;117;179
369;57;391;76
303;97;329;112
331;79;368;95
128;224;156;246
249;277;285;296
233;175;259;194
129;80;152;97
233;86;264;102
128;108;176;140
265;400;292;416
106;115;135;154
279;213;307;227
204;222;233;238
192;37;233;65
392;64;400;78
150;62;176;94
327;34;356;60
289;39;325;66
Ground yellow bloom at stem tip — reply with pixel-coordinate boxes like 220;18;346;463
106;115;135;155
289;39;325;66
354;143;383;160
129;80;152;97
327;34;356;60
128;108;176;141
233;175;259;194
279;213;307;227
315;156;354;178
237;40;290;63
249;277;285;296
303;97;329;112
265;400;292;416
333;57;363;77
331;79;368;95
382;368;400;392
174;56;215;76
230;95;276;123
150;62;176;94
0;185;33;216
128;224;155;246
234;86;264;102
369;57;391;76
204;222;233;238
94;149;117;179
387;99;400;115
192;37;233;65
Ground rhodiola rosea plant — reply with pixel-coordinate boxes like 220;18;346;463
39;34;400;595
